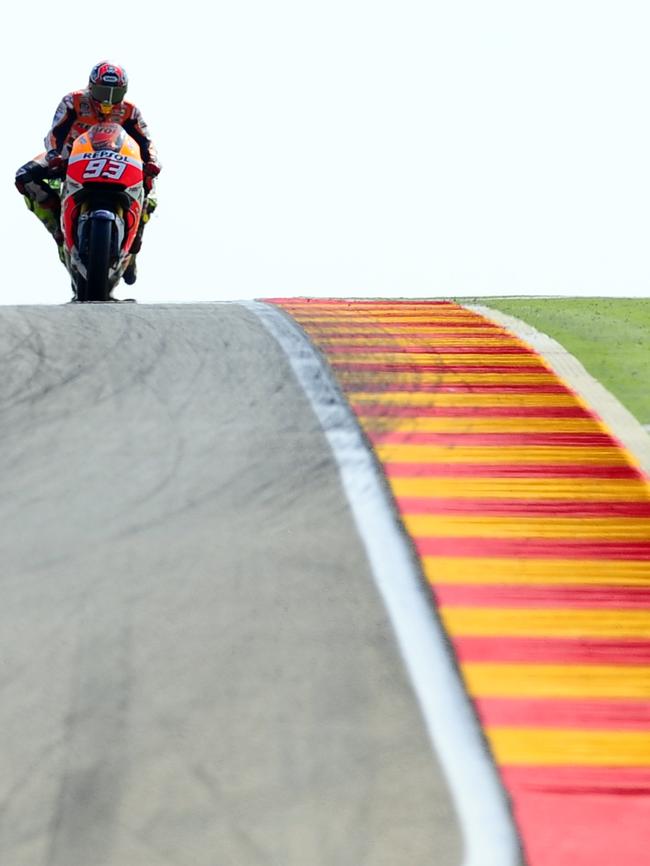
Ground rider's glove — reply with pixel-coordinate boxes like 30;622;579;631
45;151;67;177
143;162;160;194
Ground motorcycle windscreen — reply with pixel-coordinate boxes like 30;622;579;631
88;124;127;153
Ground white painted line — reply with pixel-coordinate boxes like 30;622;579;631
468;304;650;478
244;300;524;866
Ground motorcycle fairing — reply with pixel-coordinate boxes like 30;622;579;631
61;122;145;272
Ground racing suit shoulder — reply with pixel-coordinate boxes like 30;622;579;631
44;91;77;154
72;89;98;116
121;101;160;168
44;89;98;160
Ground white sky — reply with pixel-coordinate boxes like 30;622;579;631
2;1;650;303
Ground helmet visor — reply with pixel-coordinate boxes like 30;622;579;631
90;83;127;104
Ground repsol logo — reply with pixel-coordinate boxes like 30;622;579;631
82;151;128;161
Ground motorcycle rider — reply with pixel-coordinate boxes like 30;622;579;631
14;61;161;286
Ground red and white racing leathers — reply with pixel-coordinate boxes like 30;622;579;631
15;88;160;249
44;88;161;170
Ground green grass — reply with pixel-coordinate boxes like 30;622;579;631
475;298;650;425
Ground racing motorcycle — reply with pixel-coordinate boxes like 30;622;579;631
57;122;146;301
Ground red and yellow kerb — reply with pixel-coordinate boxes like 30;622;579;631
269;298;650;866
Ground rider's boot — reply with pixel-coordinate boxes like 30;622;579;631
123;255;137;285
122;195;156;286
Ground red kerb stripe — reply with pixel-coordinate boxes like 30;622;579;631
501;767;650;866
316;329;512;338
343;383;572;393
385;463;640;478
370;432;615;446
415;537;650;558
396;498;650;517
307;324;508;333
453;636;650;665
332;363;549;373
325;345;535;355
475;697;650;730
501;765;650;793
353;405;592;418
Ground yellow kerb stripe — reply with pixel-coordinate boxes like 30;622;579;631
423;556;650;585
292;313;479;321
486;728;650;766
349;392;581;407
304;326;510;334
403;514;650;539
281;304;473;312
443;607;650;639
331;353;545;367
338;372;558;384
322;337;525;347
360;417;604;434
375;445;629;464
389;477;649;500
461;662;650;698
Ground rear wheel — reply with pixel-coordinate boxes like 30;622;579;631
85;218;112;301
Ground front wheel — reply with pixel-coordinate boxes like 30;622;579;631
84;217;113;301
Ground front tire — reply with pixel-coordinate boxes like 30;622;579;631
85;218;112;301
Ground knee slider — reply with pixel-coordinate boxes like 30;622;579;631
16;160;44;183
15;160;47;196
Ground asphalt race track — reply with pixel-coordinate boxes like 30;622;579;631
0;304;462;866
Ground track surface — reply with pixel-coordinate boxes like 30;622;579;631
0;304;461;866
